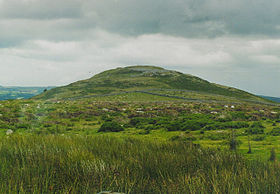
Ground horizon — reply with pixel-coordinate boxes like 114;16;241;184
0;0;279;96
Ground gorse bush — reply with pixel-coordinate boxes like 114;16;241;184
0;135;280;193
98;121;124;132
204;121;249;130
270;127;280;136
252;135;265;141
245;122;266;135
250;122;265;129
245;127;264;135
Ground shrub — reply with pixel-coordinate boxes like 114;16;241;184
270;128;280;136
169;134;196;141
98;121;124;132
250;122;265;129
230;112;248;120
227;135;242;151
245;127;264;135
245;122;265;135
139;129;150;135
166;121;181;131
207;133;228;140
130;117;144;126
203;122;249;131
252;135;265;141
181;119;210;131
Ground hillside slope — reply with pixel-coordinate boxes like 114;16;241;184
34;66;269;103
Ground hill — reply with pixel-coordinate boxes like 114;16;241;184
0;86;53;100
35;65;269;103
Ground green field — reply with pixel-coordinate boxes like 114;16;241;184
0;86;53;100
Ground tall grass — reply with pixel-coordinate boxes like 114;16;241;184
0;135;280;193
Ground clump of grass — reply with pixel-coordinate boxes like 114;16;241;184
0;135;280;193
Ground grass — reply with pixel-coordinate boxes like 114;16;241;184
0;96;279;192
1;134;280;193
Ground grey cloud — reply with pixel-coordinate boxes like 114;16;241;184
1;0;280;47
0;0;279;96
82;0;280;37
0;0;82;19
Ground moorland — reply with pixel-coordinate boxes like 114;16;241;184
0;66;280;193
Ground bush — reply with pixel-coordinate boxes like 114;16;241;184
245;122;265;135
270;128;280;136
252;135;265;141
227;134;242;151
250;122;265;129
98;121;124;132
230;112;248;120
207;133;228;140
245;127;264;135
166;121;181;131
169;134;197;141
203;122;249;131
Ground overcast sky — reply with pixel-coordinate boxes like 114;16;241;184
0;0;279;96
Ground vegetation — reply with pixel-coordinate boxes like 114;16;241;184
0;66;279;193
98;121;124;132
1;135;280;193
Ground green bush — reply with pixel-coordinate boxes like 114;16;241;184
250;122;265;129
166;121;181;131
98;121;124;132
270;128;280;136
245;127;264;135
181;120;207;131
252;135;265;141
245;122;265;135
207;133;228;140
230;112;248;120
204;122;249;131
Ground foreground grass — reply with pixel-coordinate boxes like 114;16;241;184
0;135;280;193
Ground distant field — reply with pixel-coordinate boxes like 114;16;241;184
260;95;280;103
0;86;54;100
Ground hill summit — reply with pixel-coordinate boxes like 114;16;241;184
35;65;267;103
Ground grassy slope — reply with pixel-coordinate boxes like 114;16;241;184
35;66;269;103
1;135;280;193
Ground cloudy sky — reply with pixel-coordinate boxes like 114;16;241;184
0;0;280;96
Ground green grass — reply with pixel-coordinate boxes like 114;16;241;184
1;134;280;193
0;96;279;192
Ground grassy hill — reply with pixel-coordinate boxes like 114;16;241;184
35;65;269;103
